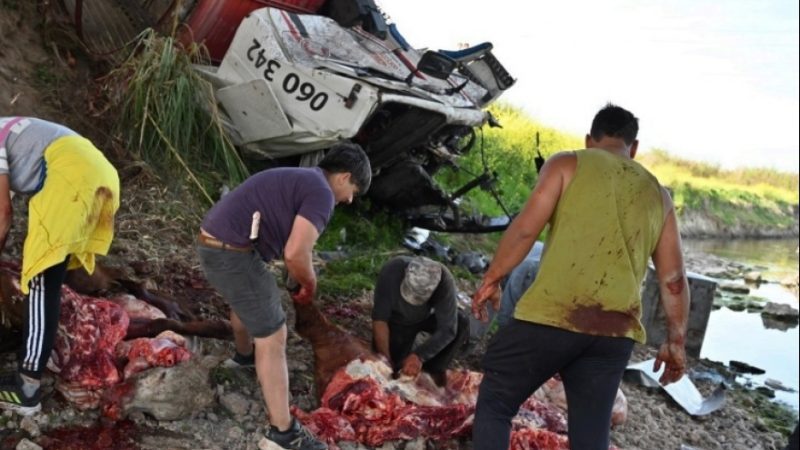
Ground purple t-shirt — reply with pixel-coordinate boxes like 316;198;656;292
201;167;334;261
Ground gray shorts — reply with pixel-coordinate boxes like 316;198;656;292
197;245;285;338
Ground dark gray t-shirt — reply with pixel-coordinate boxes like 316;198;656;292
372;256;458;362
201;167;334;261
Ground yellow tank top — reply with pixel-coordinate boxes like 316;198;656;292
514;149;664;343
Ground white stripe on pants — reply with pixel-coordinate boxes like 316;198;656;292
23;274;45;372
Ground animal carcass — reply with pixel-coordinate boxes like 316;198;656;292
292;303;626;449
48;287;192;410
294;359;573;449
0;263;194;413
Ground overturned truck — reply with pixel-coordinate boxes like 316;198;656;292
64;0;517;231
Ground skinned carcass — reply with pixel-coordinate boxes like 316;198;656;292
294;358;572;449
66;264;233;340
0;263;200;413
48;288;192;410
292;302;627;449
114;331;191;379
47;289;130;408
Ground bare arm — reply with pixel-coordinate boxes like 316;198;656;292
0;175;12;255
284;215;320;303
372;320;391;361
471;153;572;321
651;188;690;385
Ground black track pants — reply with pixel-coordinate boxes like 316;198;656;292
18;259;69;379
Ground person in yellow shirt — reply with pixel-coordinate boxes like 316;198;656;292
0;117;119;416
471;104;689;450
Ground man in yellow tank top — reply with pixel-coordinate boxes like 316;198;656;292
471;104;690;450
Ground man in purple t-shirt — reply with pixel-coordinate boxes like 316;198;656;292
197;143;371;450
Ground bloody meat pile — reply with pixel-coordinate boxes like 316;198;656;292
1;265;192;414
293;302;627;449
294;359;576;449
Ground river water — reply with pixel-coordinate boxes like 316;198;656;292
684;238;800;412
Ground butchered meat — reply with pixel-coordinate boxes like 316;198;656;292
114;331;191;379
295;359;577;449
292;301;627;449
48;288;130;409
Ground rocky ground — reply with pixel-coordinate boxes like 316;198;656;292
1;3;798;450
1;247;797;450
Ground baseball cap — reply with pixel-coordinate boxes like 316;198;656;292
400;257;442;306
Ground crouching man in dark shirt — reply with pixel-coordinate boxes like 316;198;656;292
371;256;469;387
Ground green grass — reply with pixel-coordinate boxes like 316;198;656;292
34;64;58;85
640;149;799;200
316;203;407;297
107;30;249;204
639;150;798;231
669;182;796;228
436;102;583;217
731;388;799;437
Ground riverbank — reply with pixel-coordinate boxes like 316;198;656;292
678;208;799;239
610;242;799;449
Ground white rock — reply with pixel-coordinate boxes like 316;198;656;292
227;426;244;441
15;438;42;450
123;360;214;421
743;271;762;283
220;392;251;417
258;437;284;450
765;378;796;392
19;415;40;437
403;438;427;450
780;274;799;287
249;401;263;416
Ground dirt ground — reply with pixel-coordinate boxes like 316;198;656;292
0;3;797;450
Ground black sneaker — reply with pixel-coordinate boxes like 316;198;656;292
0;372;41;416
221;348;256;368
265;418;327;450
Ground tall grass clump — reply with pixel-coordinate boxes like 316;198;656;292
107;29;248;204
436;102;582;217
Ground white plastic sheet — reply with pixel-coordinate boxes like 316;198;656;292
625;358;726;416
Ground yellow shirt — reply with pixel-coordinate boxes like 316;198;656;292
514;149;663;343
21;136;119;293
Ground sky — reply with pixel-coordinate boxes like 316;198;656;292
382;0;800;171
